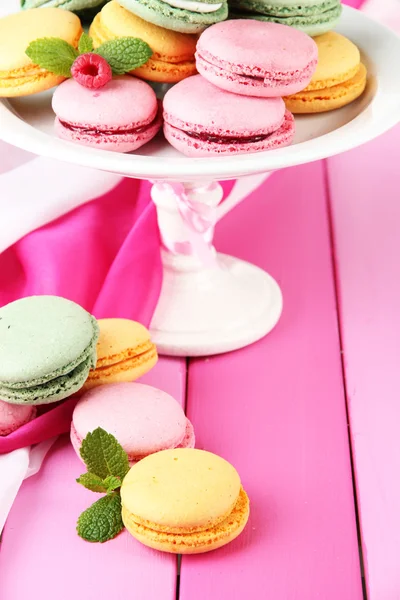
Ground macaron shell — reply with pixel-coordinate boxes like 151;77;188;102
0;296;97;386
91;319;155;367
22;0;105;10
229;0;342;36
285;63;367;113
196;20;317;97
164;75;286;135
121;448;242;532
117;0;228;34
53;77;158;130
72;382;189;457
122;486;249;553
0;8;82;97
82;346;158;389
90;2;197;82
305;32;361;91
0;400;36;436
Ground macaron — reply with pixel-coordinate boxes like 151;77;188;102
21;0;107;20
71;382;195;463
52;76;162;152
0;400;36;436
229;0;342;37
121;448;249;553
163;74;295;156
117;0;228;34
196;20;318;97
90;1;197;83
0;296;99;405
0;8;82;98
82;318;158;390
284;32;367;113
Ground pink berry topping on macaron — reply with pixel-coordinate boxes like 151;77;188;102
71;53;112;90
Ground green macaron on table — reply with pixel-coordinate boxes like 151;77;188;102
0;5;400;358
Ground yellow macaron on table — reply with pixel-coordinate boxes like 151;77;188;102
0;4;400;358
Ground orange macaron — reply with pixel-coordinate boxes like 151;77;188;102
89;1;197;83
82;318;157;390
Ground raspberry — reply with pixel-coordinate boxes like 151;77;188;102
71;53;112;89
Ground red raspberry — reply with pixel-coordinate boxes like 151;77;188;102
71;53;112;89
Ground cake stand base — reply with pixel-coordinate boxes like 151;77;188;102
150;252;282;357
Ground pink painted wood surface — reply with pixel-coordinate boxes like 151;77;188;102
328;124;400;600
180;163;363;600
0;357;186;600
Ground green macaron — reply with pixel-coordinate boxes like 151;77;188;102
0;296;99;405
21;0;108;21
117;0;228;34
229;0;342;36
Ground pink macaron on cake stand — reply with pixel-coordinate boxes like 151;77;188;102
0;6;400;356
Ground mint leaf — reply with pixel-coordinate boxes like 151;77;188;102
77;493;124;543
25;38;78;78
95;37;152;75
103;475;122;494
78;32;94;54
77;472;107;493
79;427;130;480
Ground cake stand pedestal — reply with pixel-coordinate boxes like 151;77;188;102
150;180;282;356
0;8;399;357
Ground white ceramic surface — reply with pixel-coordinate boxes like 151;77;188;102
0;7;399;182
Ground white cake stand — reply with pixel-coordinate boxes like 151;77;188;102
0;6;399;357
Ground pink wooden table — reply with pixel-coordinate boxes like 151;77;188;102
1;122;399;599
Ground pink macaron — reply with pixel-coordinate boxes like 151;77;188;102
196;20;318;97
71;382;195;464
52;76;162;153
0;400;36;436
163;74;295;157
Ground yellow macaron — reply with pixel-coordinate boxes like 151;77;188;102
0;8;82;98
89;1;197;83
284;32;367;113
82;318;158;390
121;448;250;554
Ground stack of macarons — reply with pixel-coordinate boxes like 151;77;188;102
0;296;159;437
163;19;318;156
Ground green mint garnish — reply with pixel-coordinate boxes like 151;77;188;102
76;472;109;493
76;428;130;543
78;32;94;54
95;37;152;75
80;427;130;481
25;38;78;78
103;475;123;494
77;493;124;543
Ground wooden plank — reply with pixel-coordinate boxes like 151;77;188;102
328;124;400;600
180;163;363;600
0;357;185;600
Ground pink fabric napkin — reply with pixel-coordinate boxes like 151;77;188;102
0;177;163;453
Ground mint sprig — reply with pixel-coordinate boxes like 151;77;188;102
77;494;124;543
78;32;94;54
95;37;152;75
25;33;152;79
80;427;129;480
26;38;78;78
76;427;130;543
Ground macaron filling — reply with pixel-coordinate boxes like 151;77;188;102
165;110;294;146
163;0;223;12
56;104;162;139
122;486;249;548
196;50;317;91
